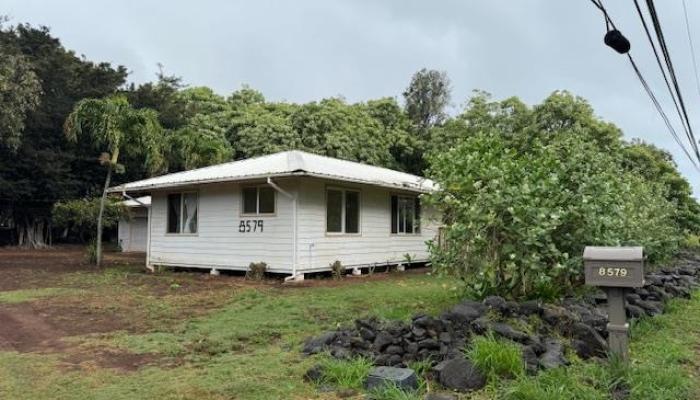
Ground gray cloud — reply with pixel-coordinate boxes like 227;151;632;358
6;0;700;193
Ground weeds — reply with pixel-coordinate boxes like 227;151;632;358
467;334;525;381
318;356;373;389
246;262;267;280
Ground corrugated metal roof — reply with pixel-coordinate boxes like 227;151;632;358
108;151;435;193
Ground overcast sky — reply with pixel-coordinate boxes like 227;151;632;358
6;0;700;194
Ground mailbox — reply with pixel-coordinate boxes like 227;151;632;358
583;245;645;362
583;246;644;288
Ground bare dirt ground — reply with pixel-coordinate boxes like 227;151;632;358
0;245;429;372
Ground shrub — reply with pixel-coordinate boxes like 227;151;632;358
467;334;525;381
426;131;680;299
330;260;344;279
681;234;700;250
246;262;267;280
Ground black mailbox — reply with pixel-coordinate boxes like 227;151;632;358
583;246;644;288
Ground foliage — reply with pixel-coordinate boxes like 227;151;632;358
0;49;41;151
0;23;128;247
64;94;164;265
681;234;700;249
64;94;166;174
52;197;126;241
246;262;267;280
403;68;451;133
367;383;422;400
467;335;525;381
622;140;700;234
330;260;344;279
427;92;683;299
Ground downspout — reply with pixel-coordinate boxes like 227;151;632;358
267;177;298;280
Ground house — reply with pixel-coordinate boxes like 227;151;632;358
108;150;438;281
117;196;150;252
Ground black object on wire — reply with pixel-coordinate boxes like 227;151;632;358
588;0;700;171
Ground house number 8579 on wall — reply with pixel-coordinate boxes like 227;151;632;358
239;220;263;233
598;267;628;277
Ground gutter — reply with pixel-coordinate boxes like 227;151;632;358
266;177;300;281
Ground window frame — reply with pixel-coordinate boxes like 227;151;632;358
240;185;277;216
165;191;199;236
325;186;361;236
390;194;421;235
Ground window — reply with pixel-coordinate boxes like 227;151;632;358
242;186;275;214
326;188;360;234
167;192;198;234
391;195;420;234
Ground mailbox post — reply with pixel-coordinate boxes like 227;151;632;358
583;246;644;361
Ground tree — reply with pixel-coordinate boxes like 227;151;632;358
64;95;164;266
0;50;41;150
403;68;451;133
52;197;126;243
0;23;128;248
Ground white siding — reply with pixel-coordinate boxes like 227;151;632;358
296;178;439;272
148;181;295;273
118;208;148;252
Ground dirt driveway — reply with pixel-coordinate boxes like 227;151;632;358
0;245;428;372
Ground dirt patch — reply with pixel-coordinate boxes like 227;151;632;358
0;301;130;353
0;245;145;291
61;348;173;372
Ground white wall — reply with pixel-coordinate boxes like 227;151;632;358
296;178;439;272
148;180;295;273
146;177;439;274
118;208;148;252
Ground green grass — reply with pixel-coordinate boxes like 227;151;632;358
467;334;525;382
0;287;79;303
318;356;374;390
1;264;700;400
498;293;700;400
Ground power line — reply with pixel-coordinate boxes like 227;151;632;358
632;0;694;152
643;0;700;160
682;0;700;99
588;0;700;171
627;54;700;171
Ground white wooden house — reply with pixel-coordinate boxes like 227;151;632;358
108;151;438;280
117;196;150;252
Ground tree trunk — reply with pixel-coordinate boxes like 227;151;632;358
16;215;51;249
95;164;113;267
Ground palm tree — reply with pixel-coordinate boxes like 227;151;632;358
64;95;164;266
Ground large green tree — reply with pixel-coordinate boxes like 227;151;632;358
0;23;127;247
0;49;41;151
403;68;451;133
64;95;164;266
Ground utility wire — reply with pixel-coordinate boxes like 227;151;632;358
682;0;700;99
632;0;694;151
643;0;700;160
588;0;700;171
628;54;700;170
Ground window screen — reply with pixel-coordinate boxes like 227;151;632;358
168;192;197;234
183;193;198;234
258;187;275;214
167;193;181;233
391;195;420;234
242;187;258;214
326;189;343;233
345;191;359;234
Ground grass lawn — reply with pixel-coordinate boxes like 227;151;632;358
0;253;699;399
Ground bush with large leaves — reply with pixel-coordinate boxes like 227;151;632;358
426;131;680;300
